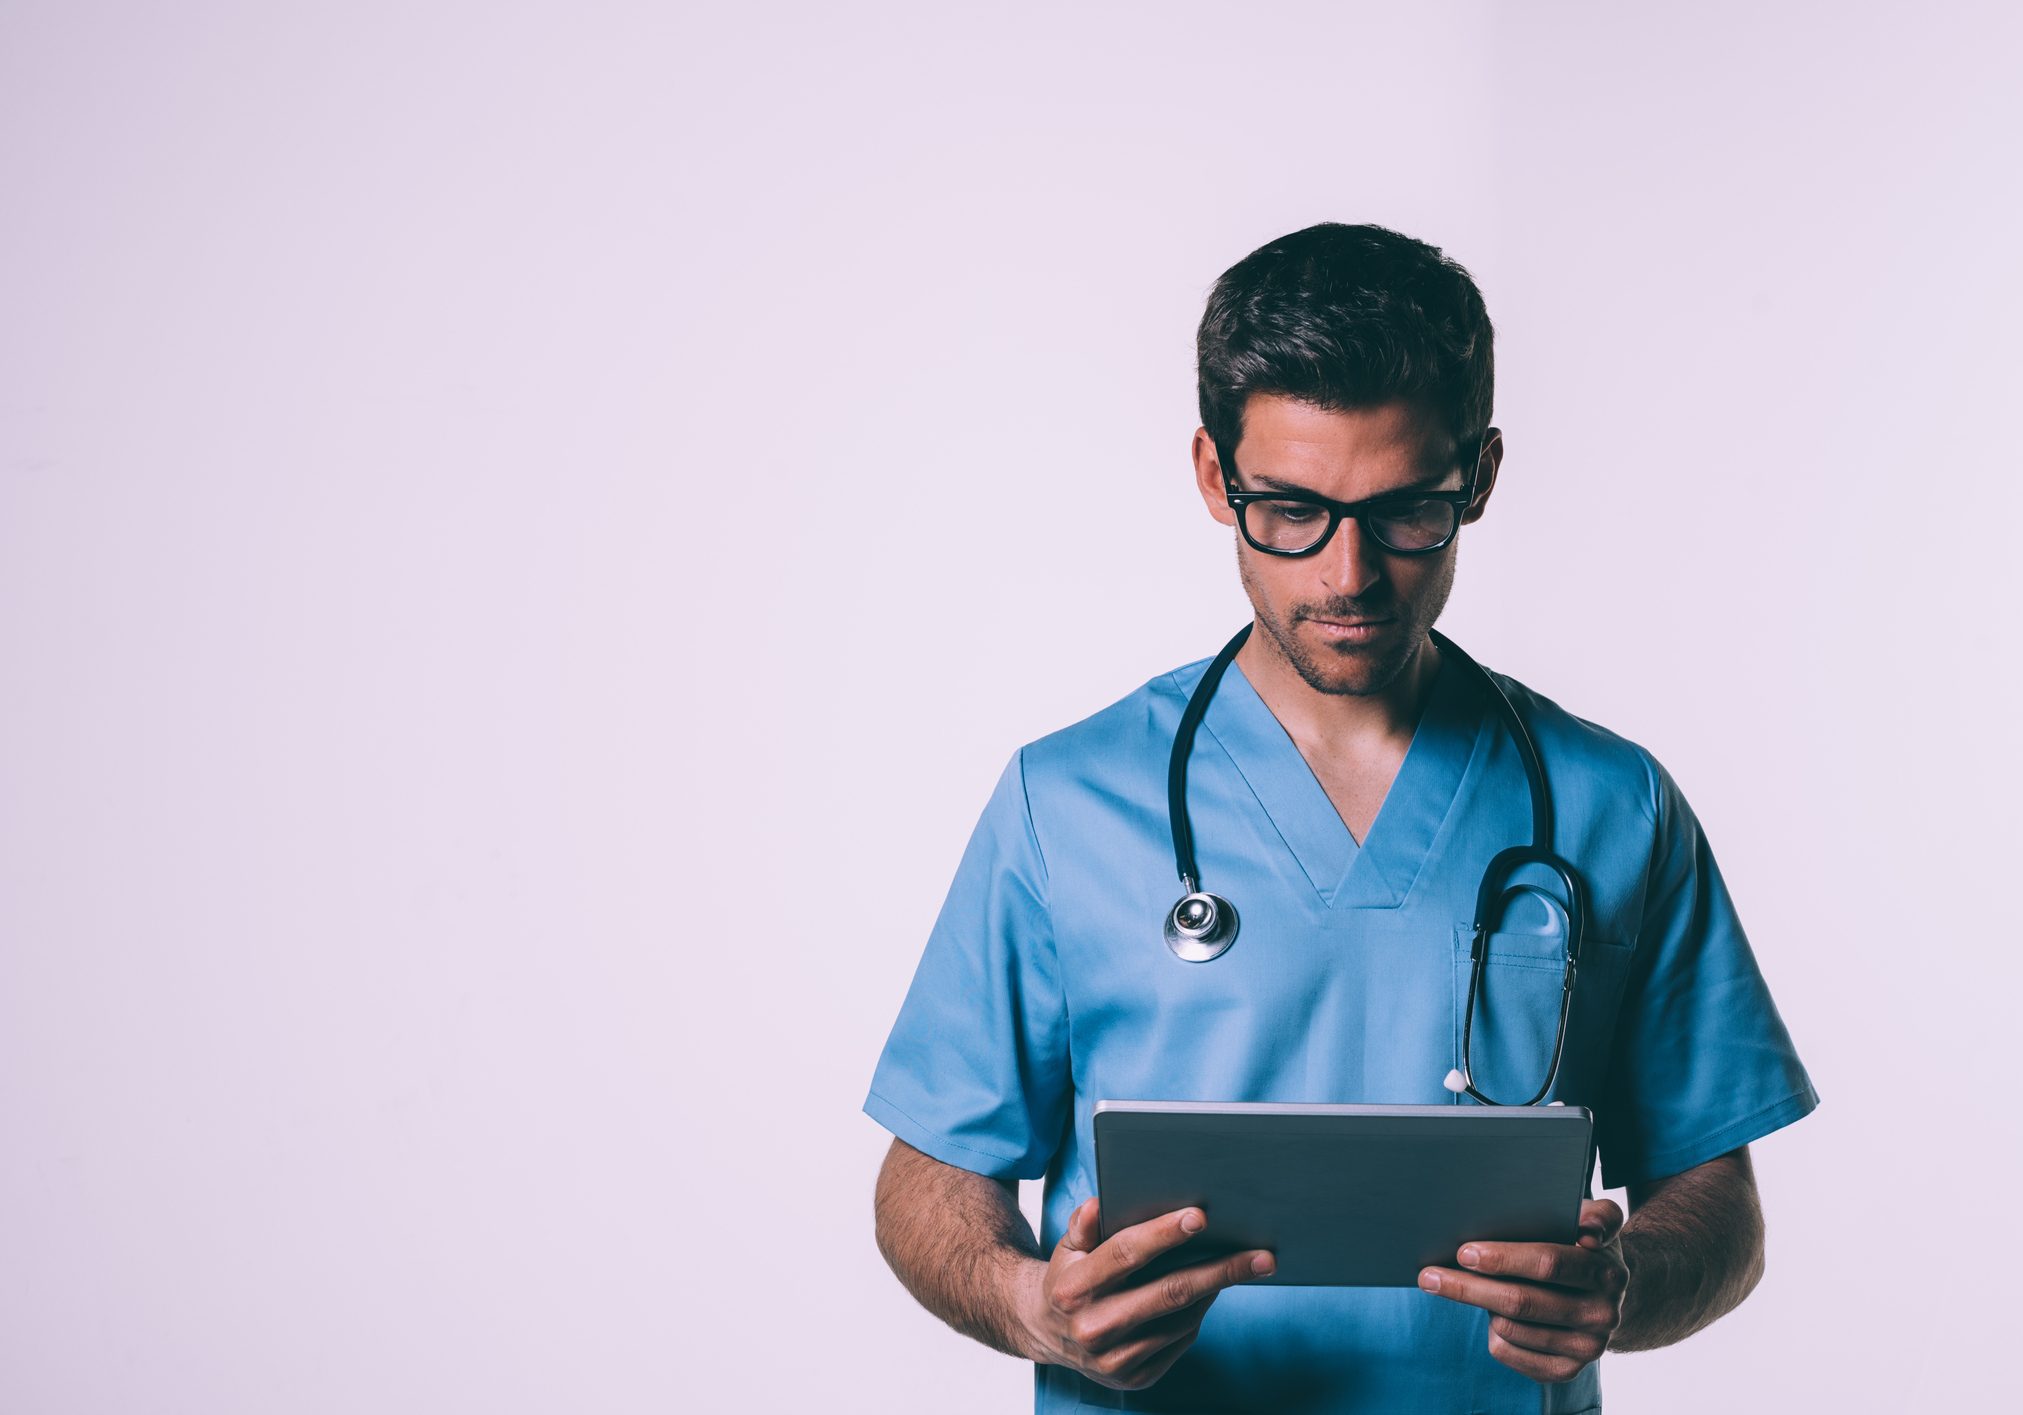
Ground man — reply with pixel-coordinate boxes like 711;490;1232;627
864;222;1817;1413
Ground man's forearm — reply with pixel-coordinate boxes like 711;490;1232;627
1610;1148;1766;1352
873;1138;1046;1360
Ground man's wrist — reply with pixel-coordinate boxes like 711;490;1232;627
1001;1253;1051;1364
1612;1226;1703;1351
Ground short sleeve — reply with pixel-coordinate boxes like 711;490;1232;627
863;749;1070;1180
1593;753;1819;1191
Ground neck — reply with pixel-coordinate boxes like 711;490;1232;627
1235;625;1443;752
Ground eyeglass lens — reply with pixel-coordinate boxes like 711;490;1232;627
1241;497;1460;554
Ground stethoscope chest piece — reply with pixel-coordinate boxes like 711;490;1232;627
1164;888;1239;962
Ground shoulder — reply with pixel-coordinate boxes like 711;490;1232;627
1479;665;1664;828
1016;653;1208;781
999;652;1227;837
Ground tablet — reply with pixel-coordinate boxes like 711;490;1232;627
1093;1100;1595;1287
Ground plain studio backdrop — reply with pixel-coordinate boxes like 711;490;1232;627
3;2;2019;1410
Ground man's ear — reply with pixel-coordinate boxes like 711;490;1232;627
1461;427;1503;525
1192;427;1238;528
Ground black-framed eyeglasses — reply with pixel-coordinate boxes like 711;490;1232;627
1222;435;1485;557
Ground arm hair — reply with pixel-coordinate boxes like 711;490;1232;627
1611;1145;1767;1352
872;1137;1048;1361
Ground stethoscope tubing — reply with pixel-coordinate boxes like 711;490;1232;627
1163;623;1588;1106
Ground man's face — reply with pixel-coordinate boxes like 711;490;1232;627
1191;394;1500;697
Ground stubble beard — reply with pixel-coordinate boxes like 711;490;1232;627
1235;541;1456;698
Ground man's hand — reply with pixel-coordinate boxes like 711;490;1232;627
1014;1197;1275;1392
1417;1198;1630;1384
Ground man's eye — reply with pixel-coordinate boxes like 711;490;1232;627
1368;498;1434;519
1375;498;1466;528
1266;503;1324;522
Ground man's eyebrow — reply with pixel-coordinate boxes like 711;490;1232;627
1245;469;1463;497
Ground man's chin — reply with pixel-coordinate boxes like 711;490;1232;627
1287;654;1390;698
1291;632;1415;696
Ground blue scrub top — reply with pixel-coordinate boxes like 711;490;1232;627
866;643;1817;1415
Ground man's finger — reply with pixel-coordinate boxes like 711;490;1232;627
1490;1314;1610;1362
1116;1329;1201;1392
1078;1295;1212;1372
1452;1240;1613;1290
1578;1198;1625;1243
1085;1247;1274;1342
1100;1246;1270;1336
1058;1197;1103;1254
1058;1206;1210;1298
1487;1325;1587;1384
1417;1267;1604;1329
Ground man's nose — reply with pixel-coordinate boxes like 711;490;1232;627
1320;515;1385;598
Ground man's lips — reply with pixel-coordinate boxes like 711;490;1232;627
1304;614;1396;642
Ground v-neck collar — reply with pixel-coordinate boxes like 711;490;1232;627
1196;647;1487;910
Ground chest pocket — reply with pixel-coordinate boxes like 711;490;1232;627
1450;920;1635;1109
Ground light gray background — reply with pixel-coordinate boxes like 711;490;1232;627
3;2;2017;1411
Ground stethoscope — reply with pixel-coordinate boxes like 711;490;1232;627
1163;622;1588;1106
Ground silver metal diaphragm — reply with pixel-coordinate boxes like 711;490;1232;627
1164;890;1239;962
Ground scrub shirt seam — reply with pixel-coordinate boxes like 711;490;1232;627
1014;746;1075;1171
1012;748;1064;1015
1633;745;1666;926
1611;745;1671;1027
1014;745;1051;887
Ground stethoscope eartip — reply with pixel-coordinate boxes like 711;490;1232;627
1442;1068;1468;1095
